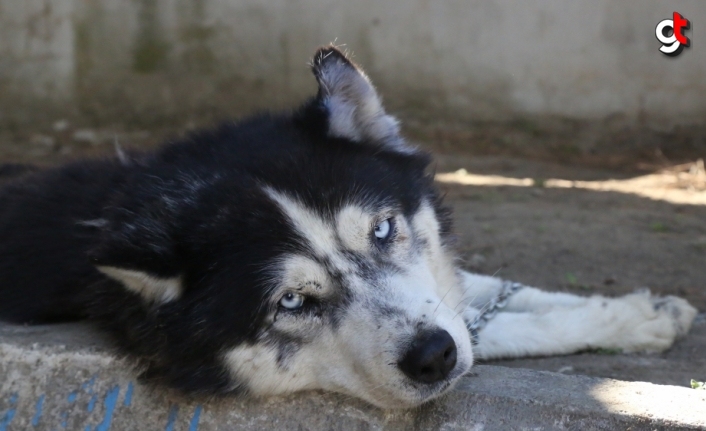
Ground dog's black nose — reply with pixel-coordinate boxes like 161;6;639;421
398;329;457;384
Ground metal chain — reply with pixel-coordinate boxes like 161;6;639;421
467;281;524;345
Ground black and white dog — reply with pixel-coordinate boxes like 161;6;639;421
0;47;697;408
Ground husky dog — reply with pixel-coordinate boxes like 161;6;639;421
0;47;697;408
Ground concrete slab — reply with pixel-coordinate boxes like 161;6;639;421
1;323;705;430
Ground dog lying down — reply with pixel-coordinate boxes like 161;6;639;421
0;46;697;409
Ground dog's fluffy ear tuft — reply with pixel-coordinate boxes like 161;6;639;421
311;46;413;153
89;207;183;304
96;266;182;303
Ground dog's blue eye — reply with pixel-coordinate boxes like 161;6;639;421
374;219;392;240
280;292;305;310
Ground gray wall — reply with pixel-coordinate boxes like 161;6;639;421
1;0;704;129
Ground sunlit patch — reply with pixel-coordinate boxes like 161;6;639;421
436;163;706;206
589;379;704;421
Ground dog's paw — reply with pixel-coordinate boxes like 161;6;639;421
650;294;698;337
601;291;697;353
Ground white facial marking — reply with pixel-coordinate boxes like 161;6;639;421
224;343;318;395
335;204;374;252
280;254;330;285
265;189;337;256
412;202;463;308
97;266;182;303
382;257;474;371
265;188;356;273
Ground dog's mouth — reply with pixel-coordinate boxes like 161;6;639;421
411;358;471;403
354;356;472;409
379;368;469;409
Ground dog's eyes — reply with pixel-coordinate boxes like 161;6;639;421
279;292;305;310
374;219;390;239
373;218;395;243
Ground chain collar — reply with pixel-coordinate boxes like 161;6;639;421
467;281;524;345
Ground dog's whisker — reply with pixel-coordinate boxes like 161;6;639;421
450;267;504;314
453;296;495;322
433;281;456;316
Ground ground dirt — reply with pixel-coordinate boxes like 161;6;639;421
432;154;706;388
0;124;704;389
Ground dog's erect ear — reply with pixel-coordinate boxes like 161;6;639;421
311;46;413;153
88;214;183;304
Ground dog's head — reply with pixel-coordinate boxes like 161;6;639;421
91;47;473;408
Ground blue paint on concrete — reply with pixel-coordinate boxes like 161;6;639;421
189;405;202;431
123;383;133;407
87;394;97;413
82;376;97;393
94;385;120;431
165;405;179;431
84;426;91;431
59;391;79;428
0;393;18;431
32;394;45;427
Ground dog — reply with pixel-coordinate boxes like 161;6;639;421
0;46;697;409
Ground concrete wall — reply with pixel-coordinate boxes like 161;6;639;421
0;0;704;130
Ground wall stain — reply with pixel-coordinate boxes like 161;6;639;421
133;0;170;73
177;0;216;74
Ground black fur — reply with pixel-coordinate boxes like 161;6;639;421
0;163;37;181
0;47;452;394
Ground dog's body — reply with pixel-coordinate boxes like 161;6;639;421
0;47;697;408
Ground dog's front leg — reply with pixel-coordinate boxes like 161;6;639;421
458;271;697;359
459;270;588;313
